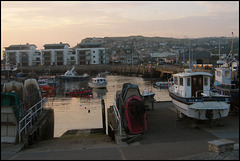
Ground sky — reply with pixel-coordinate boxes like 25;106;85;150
1;1;239;60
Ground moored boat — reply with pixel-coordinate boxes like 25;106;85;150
38;79;56;93
88;77;107;89
39;75;59;87
168;69;231;120
142;89;155;101
60;66;89;80
155;81;169;89
65;88;92;97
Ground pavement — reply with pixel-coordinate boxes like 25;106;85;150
1;101;239;160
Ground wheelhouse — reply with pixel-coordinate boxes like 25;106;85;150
170;69;212;98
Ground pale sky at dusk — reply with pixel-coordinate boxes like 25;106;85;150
1;1;239;60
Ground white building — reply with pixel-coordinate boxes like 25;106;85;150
41;42;70;66
4;43;39;66
74;42;106;65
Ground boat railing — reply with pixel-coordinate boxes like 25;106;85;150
18;97;48;143
195;89;231;98
167;77;174;92
215;80;237;89
113;95;122;135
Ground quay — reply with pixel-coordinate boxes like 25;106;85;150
1;101;238;160
5;64;214;81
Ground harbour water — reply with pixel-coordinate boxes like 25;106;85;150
44;75;171;137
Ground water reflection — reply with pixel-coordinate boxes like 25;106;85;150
92;88;108;99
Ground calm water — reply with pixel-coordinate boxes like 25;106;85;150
44;75;171;137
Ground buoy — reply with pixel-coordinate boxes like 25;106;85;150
85;107;86;109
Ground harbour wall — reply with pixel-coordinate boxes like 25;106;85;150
11;64;214;81
24;108;54;146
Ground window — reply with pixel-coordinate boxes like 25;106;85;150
180;77;183;86
225;71;230;77
204;77;208;86
93;56;95;58
174;77;178;85
93;51;95;53
187;78;191;86
93;61;95;63
217;71;221;77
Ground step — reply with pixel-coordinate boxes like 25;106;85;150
1;136;17;143
1;106;15;114
208;139;235;153
1;113;17;123
1;124;18;137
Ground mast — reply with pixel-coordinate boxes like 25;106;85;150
218;37;220;60
189;42;190;68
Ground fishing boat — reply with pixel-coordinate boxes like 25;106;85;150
65;88;92;97
88;77;107;89
168;69;231;120
39;75;59;87
38;79;56;93
114;83;147;134
213;32;239;109
60;66;89;80
214;67;239;108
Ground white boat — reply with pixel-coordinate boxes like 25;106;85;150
88;77;107;88
60;66;89;80
142;89;155;101
168;69;231;120
39;75;59;87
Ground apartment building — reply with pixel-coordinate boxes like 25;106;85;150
4;43;40;66
41;42;70;66
3;42;106;66
74;42;106;65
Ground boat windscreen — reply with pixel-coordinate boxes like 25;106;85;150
123;88;141;101
121;83;140;100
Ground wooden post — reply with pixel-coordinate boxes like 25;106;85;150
101;99;106;134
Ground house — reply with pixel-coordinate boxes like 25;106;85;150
116;48;140;65
150;51;178;64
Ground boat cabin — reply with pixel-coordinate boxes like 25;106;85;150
171;69;212;97
215;67;232;85
92;77;107;83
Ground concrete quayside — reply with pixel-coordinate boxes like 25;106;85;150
1;100;238;160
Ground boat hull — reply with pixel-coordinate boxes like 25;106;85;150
88;82;107;88
65;89;92;97
124;95;147;134
171;97;230;120
60;76;89;80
